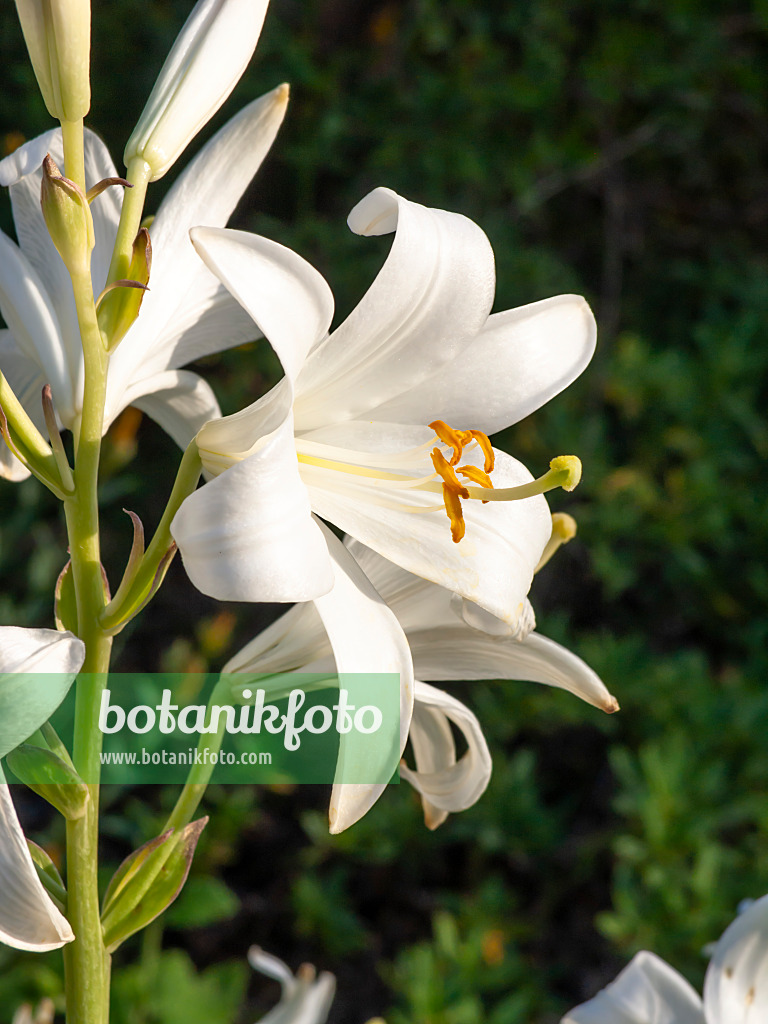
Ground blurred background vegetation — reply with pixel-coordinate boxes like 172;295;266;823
2;0;768;1021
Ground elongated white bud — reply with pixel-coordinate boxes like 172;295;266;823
124;0;270;181
14;0;90;122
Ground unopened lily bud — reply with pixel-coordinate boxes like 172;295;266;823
123;0;270;181
40;154;94;275
14;0;90;122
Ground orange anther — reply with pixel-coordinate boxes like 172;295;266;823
441;485;465;543
457;464;494;501
430;448;469;498
463;429;495;473
429;419;464;465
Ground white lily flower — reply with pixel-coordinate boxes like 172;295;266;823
226;538;616;832
173;187;596;630
227;522;415;833
562;893;768;1024
0;625;84;951
14;0;90;123
0;83;288;480
124;0;270;181
248;946;335;1024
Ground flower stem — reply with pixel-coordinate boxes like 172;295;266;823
61;264;113;1024
106;157;151;287
163;677;230;833
61;119;85;190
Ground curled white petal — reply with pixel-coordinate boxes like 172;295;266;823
364;294;597;435
0;625;83;953
0;774;74;951
703;893;768;1024
400;681;492;830
294;187;496;431
562;950;704;1024
172;414;334;603
249;946;335;1024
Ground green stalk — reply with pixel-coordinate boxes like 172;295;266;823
61;119;85;190
105;157;151;287
61;259;113;1024
100;444;201;633
163;677;230;833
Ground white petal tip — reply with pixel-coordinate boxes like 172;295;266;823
603;695;620;714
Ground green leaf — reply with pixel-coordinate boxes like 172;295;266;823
5;743;89;820
165;875;239;929
101;817;207;953
53;561;78;634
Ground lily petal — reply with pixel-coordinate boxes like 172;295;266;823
408;630;618;714
190;226;334;386
126;370;222;451
111;86;290;394
0;627;84;756
363;294;597;435
249;946;336;1024
0;625;83;952
0;773;74;951
344;538;618;712
294;187;496;431
308;525;414;835
172;412;334;602
562;951;705;1024
400;680;492;830
0;229;72;421
703;893;768;1024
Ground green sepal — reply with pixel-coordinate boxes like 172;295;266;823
54;560;78;633
98;227;152;351
5;743;89;821
27;840;68;913
55;559;111;633
101;817;207;953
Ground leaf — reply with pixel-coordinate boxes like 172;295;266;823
165;876;239;929
54;562;77;634
5;743;89;820
101;817;207;953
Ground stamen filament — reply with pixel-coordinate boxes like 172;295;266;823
466;456;582;502
535;512;578;572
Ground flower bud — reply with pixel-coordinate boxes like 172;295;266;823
14;0;90;122
123;0;270;181
40;153;94;275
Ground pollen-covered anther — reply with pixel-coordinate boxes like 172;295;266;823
428;419;464;465
431;448;469;543
428;419;495;472
457;429;495;473
456;464;494;502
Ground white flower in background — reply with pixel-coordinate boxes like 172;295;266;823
14;0;91;123
124;0;270;181
0;83;288;481
249;946;335;1024
562;894;768;1024
173;187;596;631
0;625;84;951
226;537;617;833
